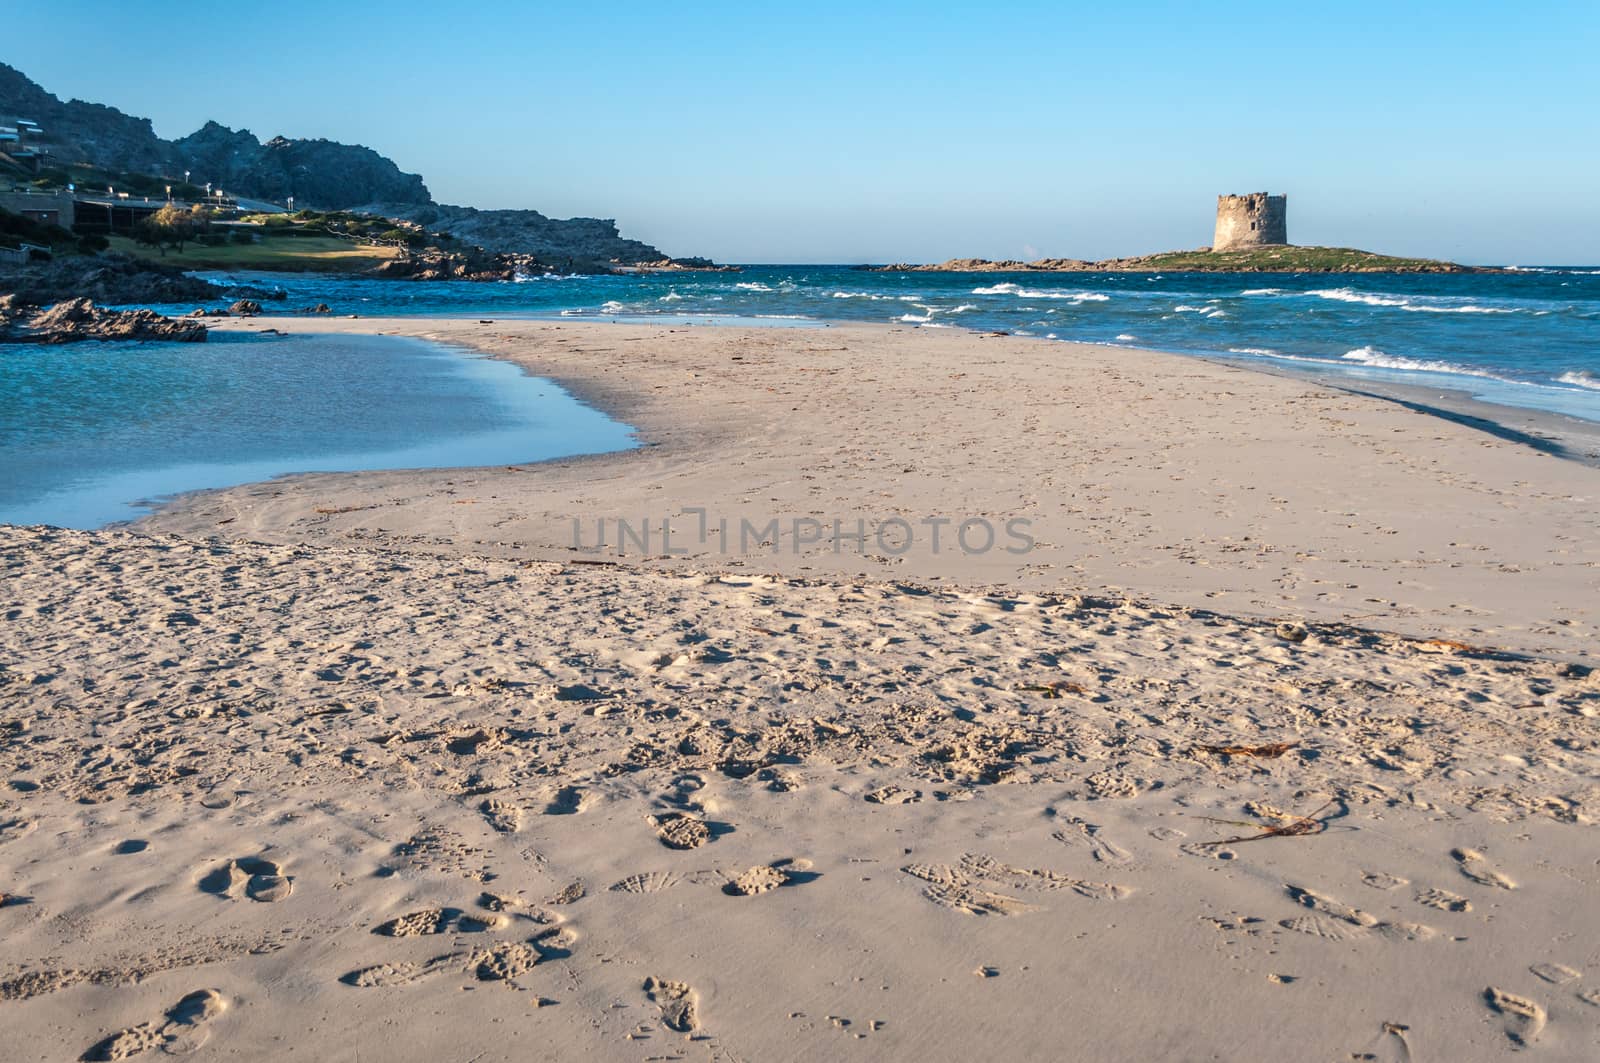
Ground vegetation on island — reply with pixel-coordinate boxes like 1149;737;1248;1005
1127;245;1484;273
866;245;1489;274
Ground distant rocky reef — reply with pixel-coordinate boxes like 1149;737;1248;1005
861;247;1493;274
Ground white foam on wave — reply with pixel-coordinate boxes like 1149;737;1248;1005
659;291;683;302
1228;347;1278;356
1308;287;1518;314
1558;370;1600;391
1339;345;1503;379
1240;288;1282;296
734;282;773;292
831;291;896;300
1115;333;1136;341
599;300;628;313
971;282;1110;302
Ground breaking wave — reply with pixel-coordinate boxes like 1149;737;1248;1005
971;283;1110;302
1308;288;1519;314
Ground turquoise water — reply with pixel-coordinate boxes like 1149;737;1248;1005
147;263;1600;422
0;332;636;528
9;263;1595;530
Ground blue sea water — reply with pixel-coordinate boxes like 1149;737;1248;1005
7;263;1596;529
147;263;1600;422
0;332;636;527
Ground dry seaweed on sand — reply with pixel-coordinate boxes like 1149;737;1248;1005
1194;741;1300;758
1196;800;1335;847
1016;681;1087;699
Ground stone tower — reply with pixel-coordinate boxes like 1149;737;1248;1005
1213;193;1287;251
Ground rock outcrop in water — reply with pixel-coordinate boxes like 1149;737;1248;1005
861;247;1491;274
0;254;283;307
0;296;207;344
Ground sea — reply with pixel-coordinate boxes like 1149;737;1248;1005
3;264;1597;528
165;263;1600;421
0;332;636;527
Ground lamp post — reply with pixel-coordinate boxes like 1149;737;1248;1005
166;185;172;202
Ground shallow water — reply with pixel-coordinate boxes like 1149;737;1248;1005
0;332;636;528
149;263;1600;423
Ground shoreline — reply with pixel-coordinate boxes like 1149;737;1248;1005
115;314;1600;661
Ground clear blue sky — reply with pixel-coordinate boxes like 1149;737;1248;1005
9;1;1599;263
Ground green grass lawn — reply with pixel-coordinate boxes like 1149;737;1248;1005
106;234;401;273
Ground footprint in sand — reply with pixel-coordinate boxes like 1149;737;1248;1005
610;871;684;894
548;881;585;905
343;939;548;990
903;854;1129;915
865;785;922;805
1529;963;1580;985
644;977;700;1033
1415;887;1471;913
479;798;522;833
82;989;226;1060
723;859;813;897
197;856;293;903
1351;1021;1413;1063
1484;986;1546;1047
1050;816;1133;866
373;907;503;937
1453;848;1516;890
1360;871;1409;891
1285;885;1379;928
0;817;38;846
757;767;803;792
542;787;593;816
650;813;710;850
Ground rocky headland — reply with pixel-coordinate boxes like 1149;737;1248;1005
0;63;716;268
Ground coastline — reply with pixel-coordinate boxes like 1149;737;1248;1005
124;314;1600;660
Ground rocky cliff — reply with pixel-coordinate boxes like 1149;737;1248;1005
173;123;430;208
0;63;708;265
0;64;430;209
358;203;671;266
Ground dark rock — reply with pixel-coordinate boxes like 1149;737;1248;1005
301;303;332;314
0;254;221;306
355;203;723;269
173;122;430;210
0;63;429;211
229;299;262;317
1;298;207;344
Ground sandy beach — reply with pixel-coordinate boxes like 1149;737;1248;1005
3;319;1598;1061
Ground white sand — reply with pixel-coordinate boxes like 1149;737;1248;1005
2;320;1597;1061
